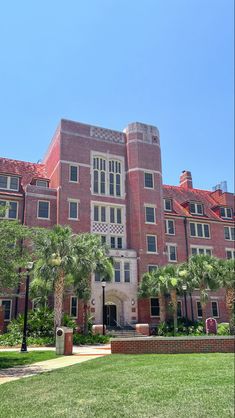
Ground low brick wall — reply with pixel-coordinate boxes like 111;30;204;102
111;336;234;354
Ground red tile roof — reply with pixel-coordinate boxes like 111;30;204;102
163;184;234;220
0;158;48;189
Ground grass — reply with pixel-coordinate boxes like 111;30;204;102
0;350;57;369
0;353;234;418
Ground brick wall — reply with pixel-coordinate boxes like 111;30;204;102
111;336;234;354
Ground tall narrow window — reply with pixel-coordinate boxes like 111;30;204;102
150;298;159;316
2;300;12;321
70;297;78;317
114;262;121;282
211;301;219;317
145;207;155;223
37;201;49;219
144;172;154;189
197;301;202;318
70;165;78;182
124;262;130;282
69;201;78;220
147;235;157;253
165;219;175;235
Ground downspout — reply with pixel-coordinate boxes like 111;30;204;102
183;217;194;322
14;188;26;318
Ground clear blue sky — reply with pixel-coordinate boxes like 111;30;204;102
0;0;234;191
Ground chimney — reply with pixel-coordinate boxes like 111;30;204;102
180;170;193;189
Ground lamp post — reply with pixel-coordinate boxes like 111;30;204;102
102;281;106;335
20;262;34;353
182;284;188;333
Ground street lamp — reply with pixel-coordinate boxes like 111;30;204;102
102;281;106;335
20;262;34;353
182;284;189;332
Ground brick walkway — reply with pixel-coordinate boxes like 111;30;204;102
0;345;111;385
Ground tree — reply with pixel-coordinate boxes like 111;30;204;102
161;265;181;335
0;220;31;290
186;255;219;324
215;258;235;333
73;234;114;334
139;268;167;323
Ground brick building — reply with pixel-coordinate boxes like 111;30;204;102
0;119;234;330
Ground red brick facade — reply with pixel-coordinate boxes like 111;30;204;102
0;119;234;329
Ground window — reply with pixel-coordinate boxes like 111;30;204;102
144;172;154;189
36;180;48;188
211;301;219;318
226;249;235;259
110;207;122;224
196;301;202;318
191;247;212;256
220;207;232;219
148;265;158;273
190;202;203;215
37;201;49;219
124;262;130;283
224;227;235;241
93;156;122;197
70;296;78;318
101;235;106;245
145;206;155;223
167;244;177;262
150;298;160;317
0;175;19;191
95;272;101;282
70;165;78;182
1;300;12;321
110;236;123;249
147;235;157;253
0;200;18;219
190;222;210;238
114;262;121;282
69;201;79;220
165;219;175;235
177;301;182;318
164;199;172;212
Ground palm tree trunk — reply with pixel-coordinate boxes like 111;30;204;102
83;300;89;335
201;303;207;330
159;293;166;323
226;287;235;334
170;289;178;335
54;273;65;329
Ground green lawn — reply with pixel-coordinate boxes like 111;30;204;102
0;353;234;418
0;350;57;369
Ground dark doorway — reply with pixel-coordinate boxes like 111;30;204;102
104;305;117;327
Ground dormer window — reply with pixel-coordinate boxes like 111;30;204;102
0;175;19;191
164;199;172;212
36;180;48;188
220;207;232;219
190;202;203;215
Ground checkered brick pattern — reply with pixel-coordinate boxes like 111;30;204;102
90;126;125;143
92;222;108;233
109;224;124;234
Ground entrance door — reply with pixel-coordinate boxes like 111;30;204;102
104;305;117;327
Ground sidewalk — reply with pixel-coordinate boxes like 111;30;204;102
0;344;111;385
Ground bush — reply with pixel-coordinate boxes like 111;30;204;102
217;323;230;336
0;334;54;347
7;308;54;339
73;333;110;345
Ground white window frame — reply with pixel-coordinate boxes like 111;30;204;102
148;265;158;273
91;152;125;199
224;226;235;241
69;164;79;183
190;245;213;256
150;297;160;317
37;200;50;220
226;248;235;259
189;201;204;215
211;300;219;318
0;299;12;322
70;296;78;318
0;200;18;220
145;204;156;224
165;219;175;235
189;222;211;239
196;300;203;318
68;199;79;220
166;243;177;262
144;171;154;190
36;180;48;188
164;199;172;212
220;207;232;219
146;235;157;253
0;175;19;191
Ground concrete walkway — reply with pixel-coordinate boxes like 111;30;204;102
0;344;111;385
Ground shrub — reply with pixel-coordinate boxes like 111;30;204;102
7;308;54;338
217;323;230;336
0;334;54;347
73;333;110;345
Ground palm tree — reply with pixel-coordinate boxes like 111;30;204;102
186;254;219;325
73;234;114;334
138;267;167;323
33;225;77;329
215;258;235;333
161;265;180;335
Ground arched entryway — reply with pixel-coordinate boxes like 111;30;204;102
104;303;117;326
